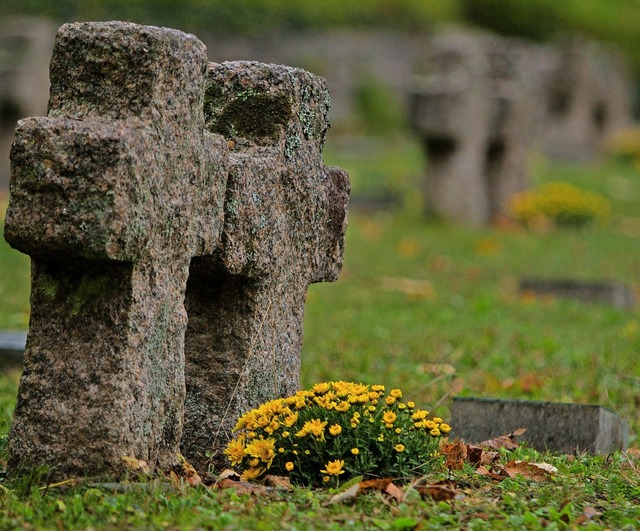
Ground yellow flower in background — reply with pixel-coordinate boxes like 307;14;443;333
385;396;396;405
285;461;294;472
321;459;345;476
394;444;405;453
351;448;360;455
407;401;415;408
440;423;451;434
389;389;402;399
412;409;428;421
371;384;385;392
335;401;350;412
329;424;342;436
430;427;441;437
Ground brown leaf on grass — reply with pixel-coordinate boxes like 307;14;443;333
504;461;555;481
214;478;269;495
476;461;555;482
176;453;202;487
476;464;511;481
121;456;151;475
217;469;241;481
574;506;601;525
326;478;402;505
418;479;457;501
479;428;527;450
264;475;293;490
441;440;468;470
384;481;406;504
380;276;435;300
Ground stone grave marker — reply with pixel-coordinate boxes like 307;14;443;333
0;17;56;188
520;278;635;310
0;330;26;369
3;21;349;478
450;397;628;454
409;31;491;225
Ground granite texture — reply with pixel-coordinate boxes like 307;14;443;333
3;21;349;479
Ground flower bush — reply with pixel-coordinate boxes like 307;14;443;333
603;127;640;170
224;381;450;487
508;182;610;228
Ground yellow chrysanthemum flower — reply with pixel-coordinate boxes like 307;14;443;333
224;438;245;466
439;423;451;433
329;424;342;436
351;448;360;455
430;427;441;437
389;389;402;399
285;461;294;472
241;467;264;481
321;459;345;476
313;382;331;395
382;411;397;424
394;444;405;453
385;396;396;405
244;436;276;463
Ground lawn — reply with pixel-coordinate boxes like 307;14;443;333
0;134;639;528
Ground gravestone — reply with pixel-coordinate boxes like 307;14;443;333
519;278;635;310
409;31;491;225
540;39;632;160
0;17;56;188
483;38;535;221
450;397;628;454
3;22;349;478
0;330;26;369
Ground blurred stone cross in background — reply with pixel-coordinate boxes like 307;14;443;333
3;21;349;478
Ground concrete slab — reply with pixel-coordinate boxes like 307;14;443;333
519;278;635;310
450;397;628;454
0;330;26;369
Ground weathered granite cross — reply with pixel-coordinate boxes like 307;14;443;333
3;21;349;478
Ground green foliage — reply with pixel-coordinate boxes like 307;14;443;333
225;382;449;486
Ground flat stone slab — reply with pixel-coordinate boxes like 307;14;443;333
519;278;635;310
0;331;26;369
450;397;628;454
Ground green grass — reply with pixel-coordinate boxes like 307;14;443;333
1;135;639;528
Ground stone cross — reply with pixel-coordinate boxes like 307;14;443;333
409;31;492;225
409;31;535;225
3;22;349;478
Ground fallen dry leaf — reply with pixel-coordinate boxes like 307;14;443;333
504;461;554;481
121;456;151;475
326;478;401;505
441;440;468;470
380;276;435;300
418;479;457;501
217;469;241;481
176;453;202;487
384;481;406;504
214;478;269;495
476;464;511;481
479;428;527;450
264;475;293;490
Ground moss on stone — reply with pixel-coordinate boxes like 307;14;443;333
207;92;292;144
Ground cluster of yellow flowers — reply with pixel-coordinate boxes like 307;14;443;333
508;182;610;228
225;381;451;486
603;127;640;170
